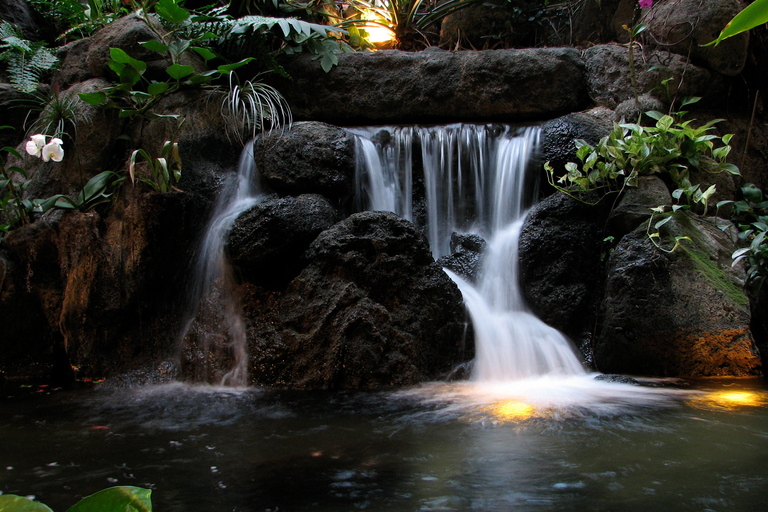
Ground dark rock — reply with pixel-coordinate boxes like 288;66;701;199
540;107;614;187
245;211;470;389
518;192;612;362
435;232;488;283
254;122;356;200
0;228;68;383
0;84;34;149
595;212;761;376
228;194;341;287
584;44;721;109
606;175;672;237
640;0;749;77
570;0;623;45
593;373;639;385
1;188;211;381
439;1;534;50
269;48;589;124
0;0;52;42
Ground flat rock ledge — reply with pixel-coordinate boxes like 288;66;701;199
270;47;590;125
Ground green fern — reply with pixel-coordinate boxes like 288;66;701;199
0;21;59;93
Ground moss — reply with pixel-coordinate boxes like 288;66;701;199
669;212;750;311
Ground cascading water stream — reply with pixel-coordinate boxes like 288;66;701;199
352;124;586;381
177;142;263;387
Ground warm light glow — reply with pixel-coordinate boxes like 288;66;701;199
488;401;535;422
361;11;396;44
690;390;766;411
364;24;395;44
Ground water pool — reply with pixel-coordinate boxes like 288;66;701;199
2;377;767;511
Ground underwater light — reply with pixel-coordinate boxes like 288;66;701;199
690;390;766;410
489;401;535;422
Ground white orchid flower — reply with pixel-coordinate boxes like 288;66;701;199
41;138;64;162
25;134;46;157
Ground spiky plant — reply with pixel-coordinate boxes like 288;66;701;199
221;72;293;145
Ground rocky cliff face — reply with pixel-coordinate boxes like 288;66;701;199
1;0;765;387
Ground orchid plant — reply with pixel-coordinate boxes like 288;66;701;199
25;133;65;162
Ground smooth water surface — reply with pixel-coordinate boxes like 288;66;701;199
2;379;768;511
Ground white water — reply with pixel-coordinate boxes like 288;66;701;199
177;143;264;387
352;124;586;381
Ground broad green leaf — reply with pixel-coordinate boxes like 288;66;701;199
140;40;169;54
147;81;170;96
742;183;763;203
653;217;672;230
166;64;195;80
65;486;152;512
155;0;190;24
109;48;147;73
217;58;253;73
78;91;107;105
192;46;217;62
168;39;190;59
0;495;54;512
705;0;768;46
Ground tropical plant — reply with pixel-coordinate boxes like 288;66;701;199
545;100;739;206
54;170;125;212
719;183;768;294
28;0;130;41
0;21;59;93
0;485;152;512
221;71;293;144
1;136;32;236
342;0;482;49
24;83;82;141
707;0;768;46
129;139;183;192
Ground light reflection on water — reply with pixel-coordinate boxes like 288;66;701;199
2;378;768;512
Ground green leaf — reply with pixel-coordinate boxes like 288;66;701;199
109;48;147;73
742;183;763;203
217;58;253;73
705;0;768;46
0;495;54;512
78;91;107;105
65;486;152;512
147;81;170;96
140;40;169;54
166;64;195;80
155;0;190;25
192;46;217;62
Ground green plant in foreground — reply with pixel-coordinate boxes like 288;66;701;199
0;485;152;512
707;0;768;47
545;101;739;207
719;183;768;294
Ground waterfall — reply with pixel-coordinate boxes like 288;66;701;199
177;142;263;387
352;124;586;381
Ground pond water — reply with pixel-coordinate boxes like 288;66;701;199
2;377;768;512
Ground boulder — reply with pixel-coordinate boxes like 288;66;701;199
439;1;533;49
436;232;488;283
227;194;341;287
269;48;589;124
518;192;612;361
606;175;672;237
640;0;749;77
539;107;614;185
595;212;761;376
584;44;721;109
245;211;470;389
254;122;356;200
